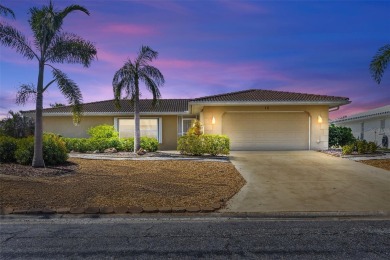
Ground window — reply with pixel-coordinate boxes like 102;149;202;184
118;118;160;141
380;119;386;131
182;118;195;135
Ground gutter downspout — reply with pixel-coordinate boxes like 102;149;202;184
308;115;311;150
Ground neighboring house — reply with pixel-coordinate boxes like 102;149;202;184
332;105;390;147
22;89;350;151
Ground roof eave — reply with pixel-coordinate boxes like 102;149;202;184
24;111;190;117
189;100;351;107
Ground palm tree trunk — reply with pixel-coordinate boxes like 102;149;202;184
134;79;141;152
32;62;45;167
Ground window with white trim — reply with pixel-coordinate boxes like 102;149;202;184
118;118;160;141
182;118;196;136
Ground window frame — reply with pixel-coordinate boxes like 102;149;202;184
114;117;162;143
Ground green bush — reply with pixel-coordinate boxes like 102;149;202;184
329;124;355;147
356;140;368;154
15;136;34;165
342;143;354;155
87;124;119;139
367;141;377;153
64;138;91;153
0;135;18;163
121;138;134;152
178;134;230;156
15;133;68;165
140;137;159;152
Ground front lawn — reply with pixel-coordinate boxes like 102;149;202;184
0;158;245;209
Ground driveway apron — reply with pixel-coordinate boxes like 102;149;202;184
222;151;390;212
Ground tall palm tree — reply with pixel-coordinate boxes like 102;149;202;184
0;1;97;167
0;4;15;19
112;46;165;152
370;44;390;84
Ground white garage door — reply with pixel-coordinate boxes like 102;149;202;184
222;112;309;150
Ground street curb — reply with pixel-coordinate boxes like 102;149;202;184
0;203;225;215
217;211;390;218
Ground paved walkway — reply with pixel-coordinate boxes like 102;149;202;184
222;151;390;213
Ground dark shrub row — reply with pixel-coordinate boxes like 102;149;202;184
64;136;158;153
177;134;230;156
0;133;68;165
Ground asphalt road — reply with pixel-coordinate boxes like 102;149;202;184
1;215;389;259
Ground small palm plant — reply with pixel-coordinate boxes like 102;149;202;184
0;1;97;167
112;46;165;152
370;44;390;84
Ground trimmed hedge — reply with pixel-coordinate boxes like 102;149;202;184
177;134;230;156
64;136;158;153
0;133;68;165
87;124;118;139
341;140;378;155
0;135;18;163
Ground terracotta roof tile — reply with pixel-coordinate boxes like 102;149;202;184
192;89;350;103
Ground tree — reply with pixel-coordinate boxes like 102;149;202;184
112;46;164;152
0;110;34;138
0;1;97;167
49;102;66;108
370;44;390;84
0;4;15;19
329;124;355;147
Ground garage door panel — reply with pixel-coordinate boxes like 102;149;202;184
222;112;308;150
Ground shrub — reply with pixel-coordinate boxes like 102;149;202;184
121;138;134;152
178;134;230;156
14;136;34;165
0;135;18;163
15;134;68;165
64;138;91;153
356;140;368;154
87;124;119;139
342;144;354;155
203;134;230;156
140;137;159;152
187;120;203;136
329;124;355;147
367;141;377;153
0;110;34;138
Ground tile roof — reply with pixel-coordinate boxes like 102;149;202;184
332;105;390;123
192;89;350;103
24;99;190;114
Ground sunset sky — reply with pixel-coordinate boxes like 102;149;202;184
0;0;389;120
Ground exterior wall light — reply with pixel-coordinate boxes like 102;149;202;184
212;116;216;125
318;115;323;123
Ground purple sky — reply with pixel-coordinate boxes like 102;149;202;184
1;0;389;120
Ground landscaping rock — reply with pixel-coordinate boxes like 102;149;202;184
186;206;200;213
201;206;214;213
136;148;146;155
114;206;128;214
104;148;118;153
70;207;85;214
211;203;221;210
56;208;70;214
0;207;13;215
85;207;100;214
171;207;186;213
26;208;43;214
128;206;143;214
13;209;28;214
100;207;114;214
93;150;100;154
159;207;172;213
143;207;158;213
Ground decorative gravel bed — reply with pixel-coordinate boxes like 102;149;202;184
0;158;245;209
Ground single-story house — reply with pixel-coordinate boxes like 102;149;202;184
331;105;390;147
23;89;350;151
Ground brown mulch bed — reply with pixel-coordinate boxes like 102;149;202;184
359;159;390;171
0;158;245;209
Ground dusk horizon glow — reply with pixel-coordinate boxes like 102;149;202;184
1;0;389;120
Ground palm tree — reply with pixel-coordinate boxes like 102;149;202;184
370;44;390;84
112;46;165;152
0;4;15;18
0;1;97;167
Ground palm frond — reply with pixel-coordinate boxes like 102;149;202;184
0;24;37;60
59;5;89;19
142;76;161;106
112;60;136;108
51;68;83;123
16;84;37;105
0;4;15;18
140;65;165;86
370;44;390;84
46;32;97;66
135;45;158;67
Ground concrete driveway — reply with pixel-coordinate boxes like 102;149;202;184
222;151;390;213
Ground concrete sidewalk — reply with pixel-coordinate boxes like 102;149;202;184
222;151;390;213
